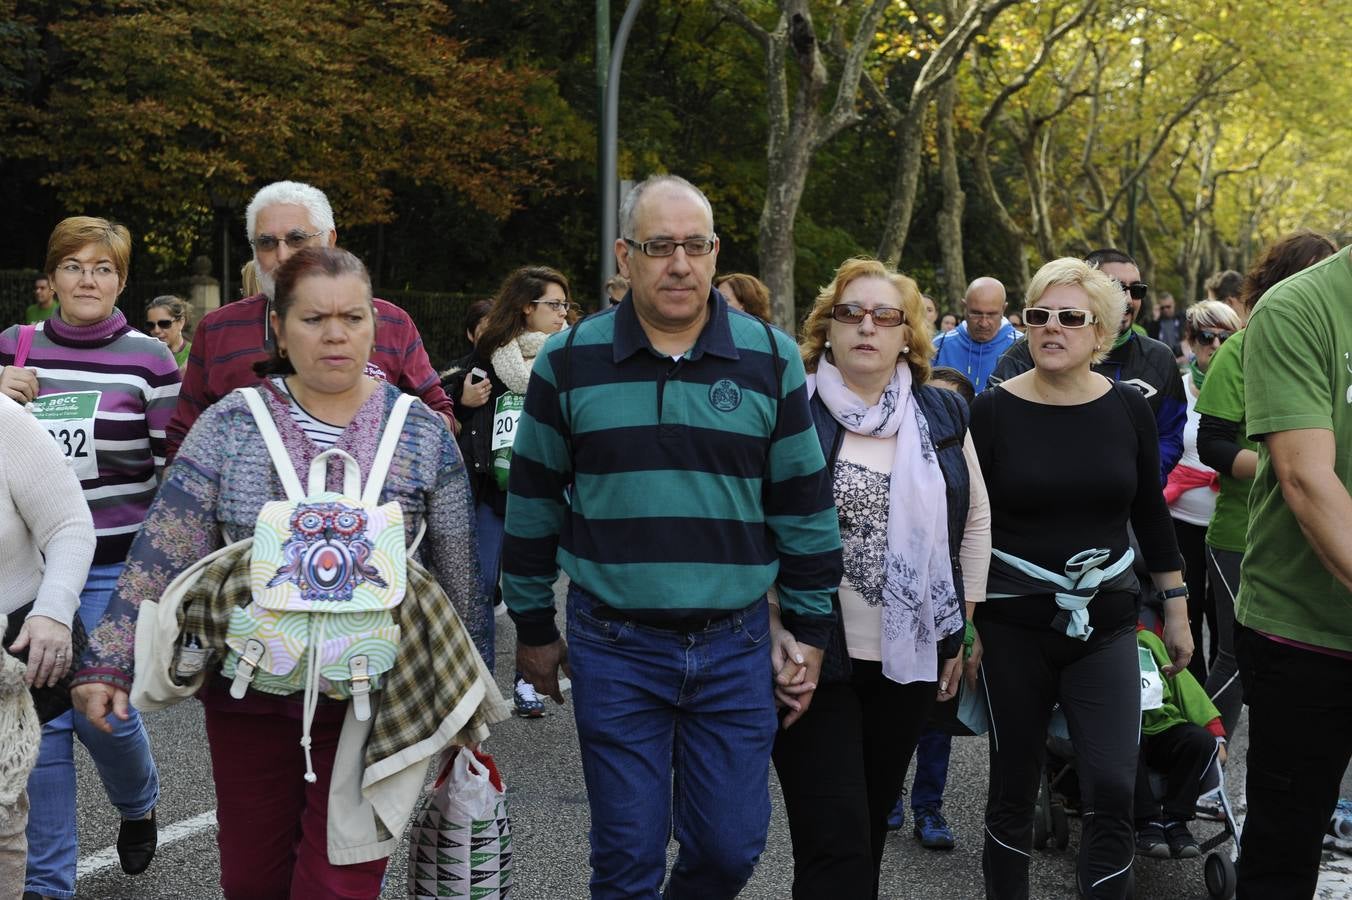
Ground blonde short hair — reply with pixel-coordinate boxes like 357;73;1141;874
800;257;933;383
1025;257;1124;364
1184;299;1243;337
45;216;131;290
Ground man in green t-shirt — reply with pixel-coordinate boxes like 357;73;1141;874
1233;246;1352;897
24;275;58;324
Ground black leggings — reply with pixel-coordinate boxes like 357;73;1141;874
1172;518;1213;682
772;659;936;900
979;618;1140;900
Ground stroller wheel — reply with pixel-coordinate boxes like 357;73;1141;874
1204;852;1236;899
1051;802;1070;850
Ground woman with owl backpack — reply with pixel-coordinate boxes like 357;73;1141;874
69;247;505;898
452;265;575;718
770;258;991;898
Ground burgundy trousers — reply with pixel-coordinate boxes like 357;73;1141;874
203;702;388;899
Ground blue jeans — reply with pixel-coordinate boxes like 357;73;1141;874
25;562;160;899
911;727;952;811
474;500;504;672
567;585;777;900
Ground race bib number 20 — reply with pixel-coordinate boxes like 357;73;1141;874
30;391;101;481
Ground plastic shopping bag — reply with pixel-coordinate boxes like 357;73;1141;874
408;748;512;899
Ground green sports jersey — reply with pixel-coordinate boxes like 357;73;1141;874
1194;330;1255;552
1237;247;1352;652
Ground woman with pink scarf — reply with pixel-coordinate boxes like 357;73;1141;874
769;257;990;898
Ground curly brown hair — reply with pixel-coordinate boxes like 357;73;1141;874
799;257;933;383
1239;230;1337;312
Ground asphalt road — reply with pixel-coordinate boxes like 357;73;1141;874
68;592;1352;899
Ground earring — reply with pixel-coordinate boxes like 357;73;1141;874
824;340;831;349
279;347;288;358
902;345;910;354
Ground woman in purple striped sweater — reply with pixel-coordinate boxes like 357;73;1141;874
0;217;179;899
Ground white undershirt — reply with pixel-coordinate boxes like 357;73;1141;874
273;377;344;449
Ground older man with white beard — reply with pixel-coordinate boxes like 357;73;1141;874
164;180;452;459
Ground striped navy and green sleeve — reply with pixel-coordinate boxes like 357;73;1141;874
502;299;842;647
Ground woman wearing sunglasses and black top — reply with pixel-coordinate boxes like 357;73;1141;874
969;257;1190;900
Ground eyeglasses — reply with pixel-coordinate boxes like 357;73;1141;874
56;262;117;280
1195;329;1231;345
830;304;906;327
1110;278;1150;301
966;311;1005;320
1023;307;1098;328
249;229;323;252
531;300;578;314
145;318;180;330
623;237;716;257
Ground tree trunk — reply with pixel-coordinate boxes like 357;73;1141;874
935;77;966;304
877;113;927;268
759;141;813;329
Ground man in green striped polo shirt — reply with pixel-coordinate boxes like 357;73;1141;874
502;174;842;897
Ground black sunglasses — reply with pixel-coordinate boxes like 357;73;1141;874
1195;329;1231;345
145;318;179;330
1111;278;1150;301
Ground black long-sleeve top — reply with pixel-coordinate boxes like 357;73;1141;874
1197;413;1245;477
970;382;1182;632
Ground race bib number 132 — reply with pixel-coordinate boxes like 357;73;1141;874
30;390;101;481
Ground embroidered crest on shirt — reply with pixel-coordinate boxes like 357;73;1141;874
709;378;742;412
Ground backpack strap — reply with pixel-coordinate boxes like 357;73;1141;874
362;392;417;506
307;448;361;496
241;387;305;501
12;324;37;368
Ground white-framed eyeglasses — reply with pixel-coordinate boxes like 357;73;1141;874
1023;307;1097;328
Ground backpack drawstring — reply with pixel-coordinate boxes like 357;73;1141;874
300;615;326;783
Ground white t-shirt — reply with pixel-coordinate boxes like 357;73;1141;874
1170;370;1218;527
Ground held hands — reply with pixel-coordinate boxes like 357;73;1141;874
515;639;571;705
8;614;72;687
71;683;131;735
769;614;823;729
0;366;39;404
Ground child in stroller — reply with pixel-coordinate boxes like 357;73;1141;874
1133;622;1226;859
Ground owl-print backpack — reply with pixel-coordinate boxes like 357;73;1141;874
221;387;419;781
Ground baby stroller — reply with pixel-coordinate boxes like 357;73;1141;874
1034;712;1240;898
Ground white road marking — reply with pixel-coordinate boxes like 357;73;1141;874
76;810;217;878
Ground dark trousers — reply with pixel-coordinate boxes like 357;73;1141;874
772;659;936;900
979;619;1140;900
1133;722;1219;824
1173;519;1214;682
1236;625;1352;899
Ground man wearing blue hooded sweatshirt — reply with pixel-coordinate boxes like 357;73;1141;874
932;276;1017;393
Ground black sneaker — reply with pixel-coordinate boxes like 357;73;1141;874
513;675;545;718
117;808;157;875
1164;820;1200;859
1135;821;1170;859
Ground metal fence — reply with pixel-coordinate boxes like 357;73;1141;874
1;270;477;371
